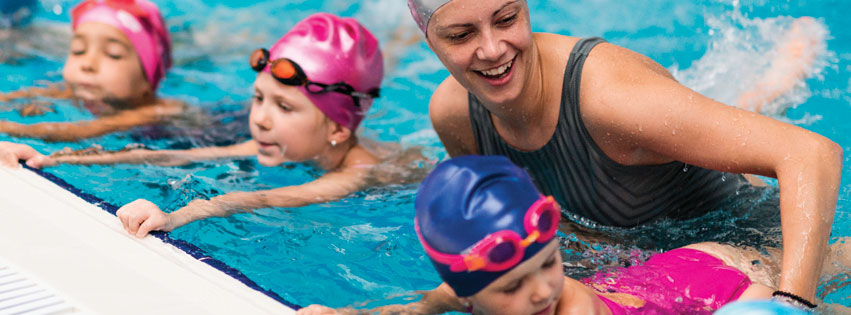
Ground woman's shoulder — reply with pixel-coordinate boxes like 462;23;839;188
429;75;473;133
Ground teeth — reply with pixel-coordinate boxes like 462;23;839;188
480;60;513;77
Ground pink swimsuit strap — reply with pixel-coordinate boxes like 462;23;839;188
586;248;752;314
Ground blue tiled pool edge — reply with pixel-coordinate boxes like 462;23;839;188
21;161;302;311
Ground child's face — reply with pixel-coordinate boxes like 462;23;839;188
62;22;152;104
250;72;337;166
467;240;564;315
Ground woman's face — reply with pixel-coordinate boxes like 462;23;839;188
427;0;533;105
62;22;152;104
467;240;565;315
249;72;336;166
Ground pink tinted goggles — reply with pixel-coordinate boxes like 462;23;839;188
417;196;561;273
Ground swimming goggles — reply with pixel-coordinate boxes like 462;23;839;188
249;48;380;107
417;196;561;273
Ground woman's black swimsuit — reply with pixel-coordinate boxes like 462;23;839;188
468;37;747;227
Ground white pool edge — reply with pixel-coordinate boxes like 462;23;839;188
0;166;296;315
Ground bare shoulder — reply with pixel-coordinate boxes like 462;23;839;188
429;76;478;157
429;76;470;131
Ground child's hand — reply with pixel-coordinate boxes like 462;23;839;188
296;305;345;315
0;141;56;168
116;199;172;238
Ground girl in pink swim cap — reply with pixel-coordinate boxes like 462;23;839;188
0;0;182;142
1;13;427;238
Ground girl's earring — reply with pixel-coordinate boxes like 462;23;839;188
331;140;337;147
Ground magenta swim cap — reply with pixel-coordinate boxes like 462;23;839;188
71;0;172;91
265;13;384;131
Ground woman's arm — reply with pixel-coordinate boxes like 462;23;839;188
0;103;179;142
296;283;465;315
583;44;842;301
117;164;372;237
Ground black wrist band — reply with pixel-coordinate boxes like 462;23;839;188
772;290;817;309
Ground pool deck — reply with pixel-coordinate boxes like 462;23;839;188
0;165;295;314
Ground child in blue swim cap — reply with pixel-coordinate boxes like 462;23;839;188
298;156;851;314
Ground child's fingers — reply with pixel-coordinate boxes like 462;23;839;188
296;305;338;315
116;208;131;234
127;213;145;236
26;155;53;169
0;152;19;168
136;217;163;238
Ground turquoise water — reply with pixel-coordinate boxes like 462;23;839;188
2;0;850;310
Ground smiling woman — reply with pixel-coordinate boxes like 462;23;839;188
409;0;842;308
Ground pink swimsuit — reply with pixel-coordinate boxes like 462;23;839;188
582;248;752;314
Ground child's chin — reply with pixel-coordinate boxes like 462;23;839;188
256;155;283;167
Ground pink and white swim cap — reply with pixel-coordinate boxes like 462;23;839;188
71;0;172;91
264;13;384;131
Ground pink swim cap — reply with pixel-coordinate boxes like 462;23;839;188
71;0;172;91
265;13;383;131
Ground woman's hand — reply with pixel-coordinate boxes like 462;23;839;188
116;199;174;238
0;141;56;168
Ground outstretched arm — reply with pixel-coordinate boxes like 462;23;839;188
0;103;180;142
116;163;372;237
296;283;465;315
0;140;257;168
0;85;72;102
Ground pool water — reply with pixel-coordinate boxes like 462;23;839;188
2;0;850;310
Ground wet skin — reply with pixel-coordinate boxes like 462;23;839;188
425;0;841;302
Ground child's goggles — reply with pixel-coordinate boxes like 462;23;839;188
416;196;561;273
249;48;379;108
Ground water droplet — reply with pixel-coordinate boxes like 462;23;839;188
682;165;689;172
721;175;727;182
53;5;62;15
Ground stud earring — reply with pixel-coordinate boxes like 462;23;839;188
331;140;337;147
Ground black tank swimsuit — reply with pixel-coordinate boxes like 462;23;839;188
469;37;747;227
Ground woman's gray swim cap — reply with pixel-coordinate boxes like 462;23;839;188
407;0;452;35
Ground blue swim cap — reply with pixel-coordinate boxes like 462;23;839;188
714;300;809;315
415;155;553;297
0;0;37;28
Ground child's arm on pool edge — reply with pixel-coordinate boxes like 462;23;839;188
115;163;374;238
0;140;258;168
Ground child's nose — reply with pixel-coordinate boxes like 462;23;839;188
529;274;553;304
251;106;273;131
80;51;98;73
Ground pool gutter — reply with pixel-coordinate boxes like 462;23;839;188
0;165;296;314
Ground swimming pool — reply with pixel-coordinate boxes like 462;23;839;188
2;0;849;310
